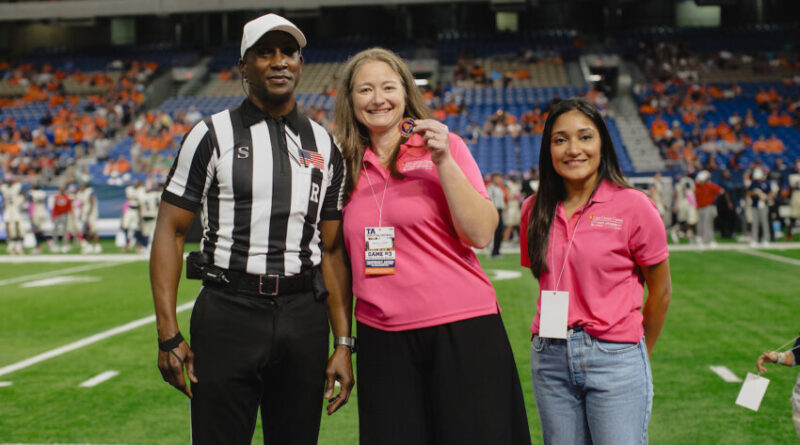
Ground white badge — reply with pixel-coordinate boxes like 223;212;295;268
735;372;770;411
539;290;569;339
365;226;395;275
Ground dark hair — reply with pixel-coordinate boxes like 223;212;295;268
526;97;629;279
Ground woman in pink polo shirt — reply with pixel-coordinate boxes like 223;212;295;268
333;48;530;445
520;98;672;444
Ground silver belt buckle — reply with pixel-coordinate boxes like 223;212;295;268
259;274;280;296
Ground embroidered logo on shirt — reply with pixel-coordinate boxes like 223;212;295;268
589;215;624;230
401;160;435;172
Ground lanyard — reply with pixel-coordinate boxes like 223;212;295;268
362;159;390;227
774;336;800;353
550;204;588;292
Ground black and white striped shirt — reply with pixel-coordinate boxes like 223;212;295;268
162;99;345;277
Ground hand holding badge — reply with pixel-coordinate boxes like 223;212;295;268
398;118;451;164
399;118;415;138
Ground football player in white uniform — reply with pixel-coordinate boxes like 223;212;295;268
1;179;26;254
29;184;53;253
121;179;144;251
78;182;101;253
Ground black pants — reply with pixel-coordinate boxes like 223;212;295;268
189;285;329;445
356;314;531;445
492;208;505;256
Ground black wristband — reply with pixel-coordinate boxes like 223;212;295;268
158;332;184;351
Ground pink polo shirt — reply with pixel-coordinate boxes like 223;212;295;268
520;180;668;342
343;133;499;331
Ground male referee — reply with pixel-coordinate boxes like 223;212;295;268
150;13;354;445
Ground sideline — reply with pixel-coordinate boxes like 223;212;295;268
0;301;195;378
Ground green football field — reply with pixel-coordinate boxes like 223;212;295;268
1;246;799;444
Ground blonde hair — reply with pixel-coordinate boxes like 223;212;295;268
333;47;432;200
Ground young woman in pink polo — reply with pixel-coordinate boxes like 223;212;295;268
520;98;672;444
334;48;530;445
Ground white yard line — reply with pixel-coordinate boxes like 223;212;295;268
0;253;147;263
738;249;800;267
668;242;800;252
709;365;742;383
0;381;12;387
0;262;124;287
79;370;120;388
0;301;195;378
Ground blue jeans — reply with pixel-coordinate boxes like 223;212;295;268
530;328;653;445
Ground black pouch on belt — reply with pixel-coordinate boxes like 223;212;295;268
185;251;207;280
311;267;329;301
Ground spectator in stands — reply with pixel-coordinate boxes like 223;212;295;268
519;98;671;445
683;141;701;171
463;121;480;144
728;111;742;128
701;122;717;144
723;83;742;99
507;116;522;139
756;88;772;110
694;170;722;247
768;109;794;127
744;108;758;128
470;63;487;84
334;47;531;445
651;114;669;142
453;60;467;81
766;134;786;154
771;157;790;191
753;135;769;153
681;108;697;125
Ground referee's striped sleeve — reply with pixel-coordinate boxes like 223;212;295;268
321;134;345;221
162;120;215;212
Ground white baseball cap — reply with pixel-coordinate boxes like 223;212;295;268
240;13;306;58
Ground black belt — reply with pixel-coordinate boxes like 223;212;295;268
203;268;314;297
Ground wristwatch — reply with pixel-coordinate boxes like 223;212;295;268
334;336;357;353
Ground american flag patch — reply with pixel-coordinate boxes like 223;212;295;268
298;149;325;170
